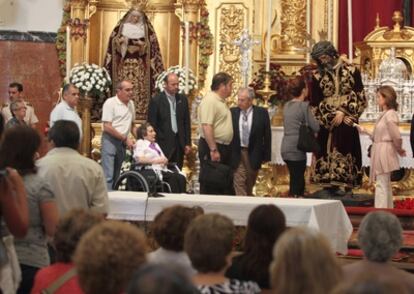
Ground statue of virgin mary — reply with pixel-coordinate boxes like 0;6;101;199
104;9;164;120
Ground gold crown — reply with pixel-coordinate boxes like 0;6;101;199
318;29;328;41
125;0;148;10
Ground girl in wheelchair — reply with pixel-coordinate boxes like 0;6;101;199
132;122;186;193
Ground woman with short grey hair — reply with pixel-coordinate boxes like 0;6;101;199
358;210;402;262
342;211;414;293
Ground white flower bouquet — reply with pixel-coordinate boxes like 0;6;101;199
155;65;197;94
69;63;111;97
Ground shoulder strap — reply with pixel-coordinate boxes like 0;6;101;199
302;102;309;126
41;268;77;294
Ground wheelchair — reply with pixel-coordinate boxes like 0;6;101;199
113;162;182;193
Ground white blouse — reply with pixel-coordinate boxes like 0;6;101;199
133;139;167;173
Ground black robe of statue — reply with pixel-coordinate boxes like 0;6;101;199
309;59;367;188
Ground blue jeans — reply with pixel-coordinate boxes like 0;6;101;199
101;132;126;190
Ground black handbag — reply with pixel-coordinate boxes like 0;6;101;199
200;160;233;191
297;104;320;153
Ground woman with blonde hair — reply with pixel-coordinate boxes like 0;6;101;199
270;227;342;294
356;85;405;208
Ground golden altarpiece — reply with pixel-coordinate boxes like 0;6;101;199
65;0;414;196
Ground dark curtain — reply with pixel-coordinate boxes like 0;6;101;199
338;0;413;57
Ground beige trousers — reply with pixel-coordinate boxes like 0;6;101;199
375;173;393;208
233;149;258;196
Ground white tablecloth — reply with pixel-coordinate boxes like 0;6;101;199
272;127;413;168
108;191;353;254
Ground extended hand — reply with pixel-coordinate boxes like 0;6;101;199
399;149;407;157
343;116;355;126
355;124;366;133
332;111;345;126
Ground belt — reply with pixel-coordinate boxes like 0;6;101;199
201;137;230;146
241;146;248;150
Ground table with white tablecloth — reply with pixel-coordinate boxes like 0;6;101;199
108;191;353;254
272;126;413;168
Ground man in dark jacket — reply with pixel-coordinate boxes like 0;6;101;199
148;73;191;169
231;87;271;195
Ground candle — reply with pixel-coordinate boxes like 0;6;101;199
327;0;332;42
184;21;190;94
265;0;272;72
66;25;71;83
306;0;311;64
347;0;353;63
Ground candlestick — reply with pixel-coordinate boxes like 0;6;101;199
306;0;311;64
347;0;353;63
257;73;276;109
66;25;71;83
184;21;190;94
265;0;272;72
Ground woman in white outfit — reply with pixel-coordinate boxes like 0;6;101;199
356;86;406;208
133;123;186;193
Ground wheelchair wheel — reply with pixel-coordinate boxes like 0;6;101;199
113;171;150;192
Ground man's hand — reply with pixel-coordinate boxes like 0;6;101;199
125;137;135;149
210;150;220;162
332;111;345;126
184;145;192;155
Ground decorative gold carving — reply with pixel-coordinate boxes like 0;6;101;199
88;0;99;18
383;11;413;40
254;163;277;196
68;18;89;40
125;0;148;10
393;169;414;195
279;0;307;53
218;4;245;98
355;11;414;79
177;0;203;5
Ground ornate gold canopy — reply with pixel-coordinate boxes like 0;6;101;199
354;11;414;79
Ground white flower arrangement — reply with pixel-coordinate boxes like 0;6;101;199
69;63;111;97
155;65;197;94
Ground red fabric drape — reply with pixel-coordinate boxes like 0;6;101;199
338;0;407;59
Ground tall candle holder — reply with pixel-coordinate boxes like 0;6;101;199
256;72;276;109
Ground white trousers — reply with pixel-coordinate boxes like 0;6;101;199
375;173;393;208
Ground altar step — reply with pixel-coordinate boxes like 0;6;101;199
309;191;374;207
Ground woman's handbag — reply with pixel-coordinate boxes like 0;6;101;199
297;104;320;153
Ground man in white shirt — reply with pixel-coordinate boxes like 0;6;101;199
37;120;108;215
101;80;136;190
2;82;39;128
49;84;82;138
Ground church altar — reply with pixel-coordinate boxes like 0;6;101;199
107;191;353;254
271;126;414;168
